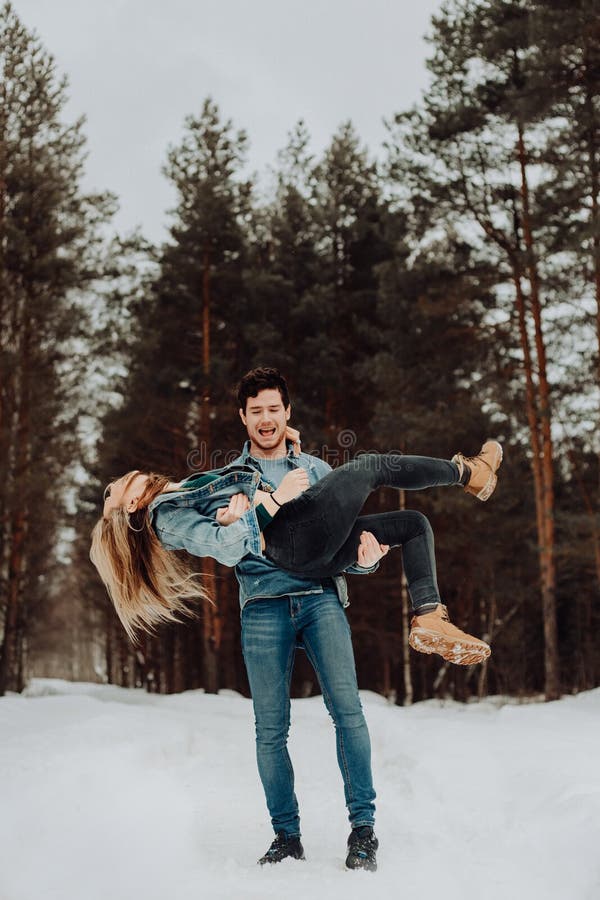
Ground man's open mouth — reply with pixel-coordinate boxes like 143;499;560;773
258;427;276;437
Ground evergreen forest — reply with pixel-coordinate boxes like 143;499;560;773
1;0;599;703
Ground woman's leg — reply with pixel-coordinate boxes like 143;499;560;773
265;506;491;665
314;508;491;665
265;443;501;573
324;510;441;612
265;453;458;573
269;508;442;614
262;459;494;666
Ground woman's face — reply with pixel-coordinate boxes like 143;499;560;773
103;472;149;518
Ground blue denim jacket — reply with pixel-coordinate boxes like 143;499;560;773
148;463;266;567
230;441;378;609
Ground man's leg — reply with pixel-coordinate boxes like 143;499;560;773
241;597;301;839
295;590;376;830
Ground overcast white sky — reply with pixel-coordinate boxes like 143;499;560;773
12;0;444;243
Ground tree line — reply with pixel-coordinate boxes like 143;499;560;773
1;0;598;702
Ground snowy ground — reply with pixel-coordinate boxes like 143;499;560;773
1;680;599;900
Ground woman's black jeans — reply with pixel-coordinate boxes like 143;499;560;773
264;453;460;613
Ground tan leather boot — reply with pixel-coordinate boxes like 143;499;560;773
452;440;503;501
409;604;491;665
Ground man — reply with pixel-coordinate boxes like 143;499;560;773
230;367;386;871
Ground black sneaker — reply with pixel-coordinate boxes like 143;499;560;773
258;831;306;865
345;825;378;872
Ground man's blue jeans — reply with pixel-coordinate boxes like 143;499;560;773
241;590;376;837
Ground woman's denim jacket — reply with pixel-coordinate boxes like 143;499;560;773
148;464;267;567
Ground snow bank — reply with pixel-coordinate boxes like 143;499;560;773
1;680;598;900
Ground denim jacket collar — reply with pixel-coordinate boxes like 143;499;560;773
147;464;260;515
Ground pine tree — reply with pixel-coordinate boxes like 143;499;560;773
239;120;321;379
0;2;115;694
309;123;389;438
524;0;600;595
384;0;570;699
90;99;252;693
242;120;394;445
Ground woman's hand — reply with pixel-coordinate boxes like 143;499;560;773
216;493;251;526
273;468;310;504
356;531;389;568
285;425;301;457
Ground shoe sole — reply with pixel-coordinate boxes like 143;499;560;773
409;629;491;665
346;860;377;872
258;854;306;865
468;440;503;502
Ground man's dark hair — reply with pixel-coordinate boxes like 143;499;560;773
237;367;291;411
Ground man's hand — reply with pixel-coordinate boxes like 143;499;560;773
216;492;251;525
285;425;301;457
274;468;310;503
356;531;389;568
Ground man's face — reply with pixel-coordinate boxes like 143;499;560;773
239;388;290;454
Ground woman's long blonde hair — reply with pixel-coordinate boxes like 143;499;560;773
89;472;212;643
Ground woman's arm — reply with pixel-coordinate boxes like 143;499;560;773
152;503;263;567
216;469;310;525
214;491;278;523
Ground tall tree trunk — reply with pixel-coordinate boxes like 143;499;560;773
399;490;413;706
119;631;130;687
0;88;6;445
200;243;219;694
0;507;26;694
582;39;600;402
0;299;30;695
566;446;600;596
172;629;185;693
516;123;560;701
105;606;114;684
582;42;600;592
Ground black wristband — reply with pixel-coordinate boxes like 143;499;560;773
271;492;283;508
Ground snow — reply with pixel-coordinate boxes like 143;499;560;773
1;680;599;900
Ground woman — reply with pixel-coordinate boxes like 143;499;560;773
90;441;502;664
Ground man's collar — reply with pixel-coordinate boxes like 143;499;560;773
239;439;297;462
